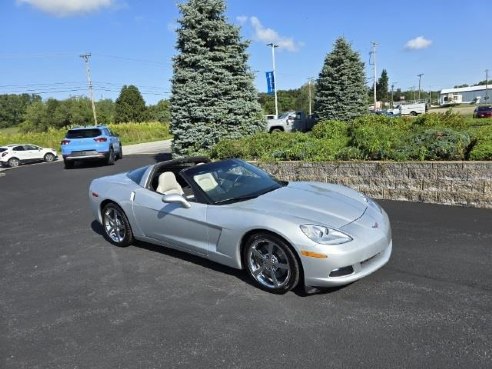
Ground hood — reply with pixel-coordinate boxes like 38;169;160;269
237;182;367;228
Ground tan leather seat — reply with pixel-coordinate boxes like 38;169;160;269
156;171;184;195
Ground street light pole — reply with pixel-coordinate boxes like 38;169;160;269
417;73;424;101
267;43;279;118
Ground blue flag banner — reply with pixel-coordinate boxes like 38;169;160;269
266;71;275;95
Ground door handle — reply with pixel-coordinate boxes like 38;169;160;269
130;191;135;201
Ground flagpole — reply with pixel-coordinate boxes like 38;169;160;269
267;43;279;118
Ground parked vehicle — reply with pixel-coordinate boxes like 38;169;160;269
473;105;492;118
61;126;122;169
89;157;392;294
267;111;319;133
388;102;427;116
0;144;57;168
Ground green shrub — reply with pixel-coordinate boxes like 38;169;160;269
469;142;492;160
468;123;492;160
335;147;364;160
409;128;471;160
350;115;411;160
414;111;467;129
311;120;349;139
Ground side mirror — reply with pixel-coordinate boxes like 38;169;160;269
162;193;191;209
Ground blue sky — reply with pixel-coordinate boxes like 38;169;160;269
0;0;490;104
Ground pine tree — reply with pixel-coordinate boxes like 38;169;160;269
171;0;264;157
115;85;147;123
314;38;367;121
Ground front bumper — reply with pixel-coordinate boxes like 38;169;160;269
301;205;392;288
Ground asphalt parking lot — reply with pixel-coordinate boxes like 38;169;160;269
1;156;491;369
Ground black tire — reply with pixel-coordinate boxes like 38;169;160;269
8;157;20;167
269;128;283;133
243;232;300;294
410;111;418;116
117;149;123;160
44;153;55;162
64;160;74;169
101;203;134;247
106;148;115;165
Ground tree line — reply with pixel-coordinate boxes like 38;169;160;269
0;85;171;132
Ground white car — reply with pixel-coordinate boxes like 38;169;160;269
0;144;57;168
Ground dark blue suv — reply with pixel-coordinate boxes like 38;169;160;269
61;126;122;169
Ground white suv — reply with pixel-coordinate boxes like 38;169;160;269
0;144;57;168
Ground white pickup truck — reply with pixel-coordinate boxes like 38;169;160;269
388;103;427;116
266;111;319;133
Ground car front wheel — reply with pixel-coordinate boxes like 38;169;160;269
244;232;300;294
102;203;134;247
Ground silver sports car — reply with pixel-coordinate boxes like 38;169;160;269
89;157;392;294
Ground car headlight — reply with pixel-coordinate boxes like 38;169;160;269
300;224;352;245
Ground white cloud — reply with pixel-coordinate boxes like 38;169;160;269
242;16;302;52
17;0;114;17
236;15;248;25
405;36;432;50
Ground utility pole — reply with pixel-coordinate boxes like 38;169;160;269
390;82;397;108
369;41;378;110
417;73;424;100
267;43;279;118
485;69;489;101
80;53;98;125
307;77;314;115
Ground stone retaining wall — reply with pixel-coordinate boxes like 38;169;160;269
256;161;492;209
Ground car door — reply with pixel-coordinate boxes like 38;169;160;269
106;129;122;155
11;145;28;161
24;145;43;161
131;188;216;256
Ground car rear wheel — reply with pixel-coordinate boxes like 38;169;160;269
102;203;134;247
44;153;55;162
106;149;115;165
64;160;74;169
244;232;300;294
8;157;20;167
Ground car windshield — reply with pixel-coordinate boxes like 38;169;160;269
477;106;492;112
182;159;284;205
66;128;102;139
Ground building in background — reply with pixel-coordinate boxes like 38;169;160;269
439;85;490;105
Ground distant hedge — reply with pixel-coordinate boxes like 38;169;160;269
0;122;171;149
210;113;492;161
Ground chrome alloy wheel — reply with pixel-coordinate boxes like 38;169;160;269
104;207;126;243
247;238;291;289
